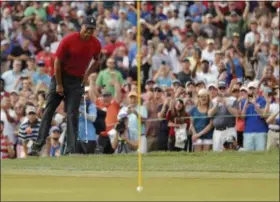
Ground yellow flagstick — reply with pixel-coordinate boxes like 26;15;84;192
136;0;143;193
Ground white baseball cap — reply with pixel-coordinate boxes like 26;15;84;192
247;81;258;89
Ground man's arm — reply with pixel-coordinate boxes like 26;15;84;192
83;53;101;85
54;57;63;86
267;111;280;124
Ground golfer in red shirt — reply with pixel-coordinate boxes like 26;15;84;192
30;16;101;155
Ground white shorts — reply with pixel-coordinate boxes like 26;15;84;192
193;139;213;146
213;127;237;152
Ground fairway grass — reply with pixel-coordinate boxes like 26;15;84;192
1;151;279;201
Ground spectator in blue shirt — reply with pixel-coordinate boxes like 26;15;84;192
77;86;97;154
141;2;151;20
32;60;51;88
241;81;268;151
126;3;137;26
49;126;61;157
188;2;206;23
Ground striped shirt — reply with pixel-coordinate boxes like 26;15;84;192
18;119;41;141
1;135;12;159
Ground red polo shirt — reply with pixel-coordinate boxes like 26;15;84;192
55;32;101;77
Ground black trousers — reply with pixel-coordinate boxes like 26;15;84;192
32;72;84;154
98;135;114;154
76;141;96;154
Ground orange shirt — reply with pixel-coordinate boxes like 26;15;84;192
96;99;120;136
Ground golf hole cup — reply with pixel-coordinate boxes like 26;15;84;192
136;186;143;193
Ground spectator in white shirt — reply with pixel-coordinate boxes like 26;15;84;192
1;59;25;92
244;19;258;49
104;9;117;31
201;39;216;65
168;9;185;29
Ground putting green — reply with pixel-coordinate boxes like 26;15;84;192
2;173;278;201
1;151;279;201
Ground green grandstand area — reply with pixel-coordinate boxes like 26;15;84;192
2;151;279;201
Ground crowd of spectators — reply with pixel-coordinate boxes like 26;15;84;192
1;1;279;159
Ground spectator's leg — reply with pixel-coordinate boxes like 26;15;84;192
168;135;175;151
202;139;213;151
32;78;63;153
86;141;96;154
266;130;278;150
212;129;222;151
237;131;244;147
255;133;267;151
64;87;83;154
76;141;83;154
99;135;114;154
243;133;254;151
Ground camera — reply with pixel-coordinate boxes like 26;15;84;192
115;118;126;134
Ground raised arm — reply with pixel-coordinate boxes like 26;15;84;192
243;1;250;20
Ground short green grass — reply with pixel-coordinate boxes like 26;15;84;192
1;151;279;201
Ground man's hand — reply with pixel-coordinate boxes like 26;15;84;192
56;84;64;96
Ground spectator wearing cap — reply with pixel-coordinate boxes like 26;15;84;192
192;60;216;85
241;81;268;151
166;98;190;151
0;120;15;159
176;58;193;85
36;47;55;76
201;38;216;64
96;58;124;96
207;83;218;100
144;85;164;152
264;89;280;150
48;126;61;157
153;61;174;88
231;32;245;56
1;59;25;93
32;60;51;88
109;111;138;154
115;9;132;36
96;72;122;154
118;91;148;153
190;89;213;152
77;86;97;154
215;2;250;39
18;106;41;156
208;81;239;152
